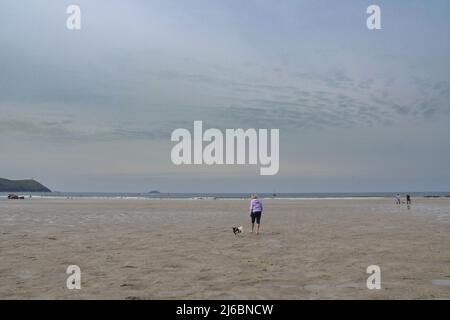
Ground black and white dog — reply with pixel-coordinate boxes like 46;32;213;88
232;226;243;235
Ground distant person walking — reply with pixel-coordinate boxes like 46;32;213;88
250;194;263;235
406;194;411;205
395;193;401;205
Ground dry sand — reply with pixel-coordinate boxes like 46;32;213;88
0;197;449;299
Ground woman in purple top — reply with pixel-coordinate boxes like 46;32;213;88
250;194;263;235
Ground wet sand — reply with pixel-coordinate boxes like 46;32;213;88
0;198;449;299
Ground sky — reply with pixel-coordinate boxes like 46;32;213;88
1;0;449;193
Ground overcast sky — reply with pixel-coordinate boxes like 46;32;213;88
1;0;449;192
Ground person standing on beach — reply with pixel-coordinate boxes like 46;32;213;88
250;194;263;235
406;194;411;205
395;193;401;205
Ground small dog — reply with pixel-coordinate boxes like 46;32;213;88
232;226;243;235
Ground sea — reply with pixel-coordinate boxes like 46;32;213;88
1;192;450;200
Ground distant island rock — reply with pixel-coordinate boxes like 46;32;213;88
0;178;51;192
148;190;161;194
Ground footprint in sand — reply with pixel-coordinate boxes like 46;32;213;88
120;283;135;287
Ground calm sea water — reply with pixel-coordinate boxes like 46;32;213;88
1;192;450;199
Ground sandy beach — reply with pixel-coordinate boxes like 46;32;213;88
0;197;449;299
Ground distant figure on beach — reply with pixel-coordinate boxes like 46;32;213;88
406;194;411;205
250;194;263;235
395;193;401;205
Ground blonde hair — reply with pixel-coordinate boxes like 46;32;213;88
251;194;258;199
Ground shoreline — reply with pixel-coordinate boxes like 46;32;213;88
1;195;450;201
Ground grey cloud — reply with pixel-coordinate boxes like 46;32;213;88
392;105;411;116
0;118;175;143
